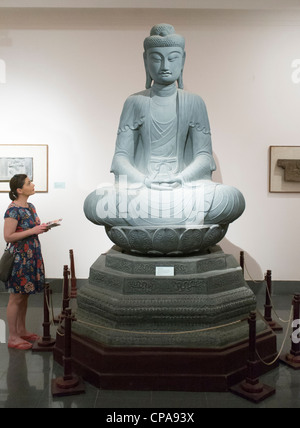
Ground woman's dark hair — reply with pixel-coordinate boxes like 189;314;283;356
9;174;27;201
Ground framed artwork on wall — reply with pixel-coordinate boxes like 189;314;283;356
0;144;48;192
269;145;300;193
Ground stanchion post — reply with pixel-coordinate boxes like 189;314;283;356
62;265;70;314
240;251;244;274
280;293;300;369
56;265;71;328
264;270;283;332
230;311;275;403
51;307;85;397
69;249;77;298
32;282;56;352
69;249;77;299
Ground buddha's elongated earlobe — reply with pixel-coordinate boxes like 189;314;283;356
177;70;184;89
143;51;152;89
177;51;185;89
145;71;153;89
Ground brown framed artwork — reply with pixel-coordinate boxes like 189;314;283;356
269;146;300;193
0;144;48;192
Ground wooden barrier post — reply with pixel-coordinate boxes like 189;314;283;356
69;249;77;298
264;270;283;332
62;265;70;314
51;308;85;397
230;311;275;403
55;265;71;329
32;282;56;352
240;251;244;274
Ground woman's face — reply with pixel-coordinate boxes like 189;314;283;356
145;46;185;85
18;176;35;197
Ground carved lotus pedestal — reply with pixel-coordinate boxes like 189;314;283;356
53;245;278;392
105;224;228;256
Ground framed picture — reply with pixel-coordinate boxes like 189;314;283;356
269;146;300;193
0;144;48;192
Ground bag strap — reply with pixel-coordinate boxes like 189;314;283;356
27;204;35;219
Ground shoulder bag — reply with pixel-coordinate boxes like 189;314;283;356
0;244;15;282
0;205;35;282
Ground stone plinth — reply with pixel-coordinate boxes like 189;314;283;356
72;245;259;347
54;245;278;391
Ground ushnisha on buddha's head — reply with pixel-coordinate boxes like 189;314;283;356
143;23;186;89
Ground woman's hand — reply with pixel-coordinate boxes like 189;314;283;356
31;223;49;235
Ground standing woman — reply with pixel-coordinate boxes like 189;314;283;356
3;174;48;350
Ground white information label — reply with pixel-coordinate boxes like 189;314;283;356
54;182;66;189
155;266;175;277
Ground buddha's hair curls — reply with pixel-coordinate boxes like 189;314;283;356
143;23;185;51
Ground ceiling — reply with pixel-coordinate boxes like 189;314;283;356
0;0;300;9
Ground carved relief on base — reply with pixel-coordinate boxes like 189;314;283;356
105;224;228;256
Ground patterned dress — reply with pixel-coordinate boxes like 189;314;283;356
4;202;45;294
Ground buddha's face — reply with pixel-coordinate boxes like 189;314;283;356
144;46;185;86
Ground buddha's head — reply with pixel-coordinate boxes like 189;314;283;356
143;23;186;89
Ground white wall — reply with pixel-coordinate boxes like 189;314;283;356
0;8;300;280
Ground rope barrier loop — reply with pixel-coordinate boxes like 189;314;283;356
242;254;290;323
256;305;294;366
74;317;247;336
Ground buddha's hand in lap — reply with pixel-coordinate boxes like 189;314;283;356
144;174;184;190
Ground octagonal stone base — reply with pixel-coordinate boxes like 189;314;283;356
72;245;261;348
54;245;278;392
54;327;278;392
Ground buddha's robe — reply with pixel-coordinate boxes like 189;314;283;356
84;89;245;227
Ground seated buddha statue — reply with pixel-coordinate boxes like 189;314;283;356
84;24;245;254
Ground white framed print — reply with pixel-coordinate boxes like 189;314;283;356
0;144;48;192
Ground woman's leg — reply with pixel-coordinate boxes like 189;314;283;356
6;293;31;347
17;294;29;337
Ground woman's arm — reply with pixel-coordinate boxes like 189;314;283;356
4;217;48;243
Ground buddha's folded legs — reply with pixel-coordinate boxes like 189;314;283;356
84;181;245;228
204;184;245;225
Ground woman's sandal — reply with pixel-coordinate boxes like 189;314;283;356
21;333;40;342
8;341;33;350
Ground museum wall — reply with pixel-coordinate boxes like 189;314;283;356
0;7;300;280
